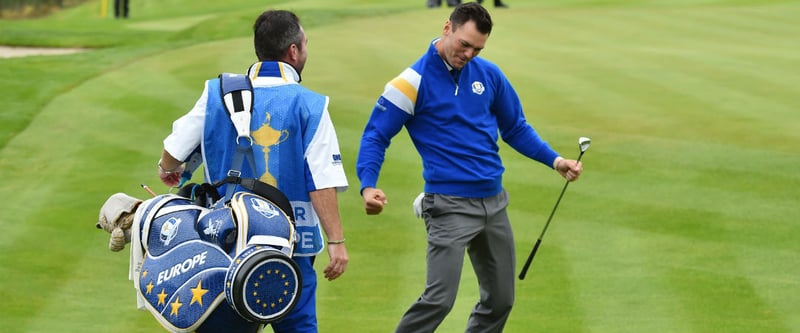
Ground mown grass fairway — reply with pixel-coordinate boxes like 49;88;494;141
1;0;798;332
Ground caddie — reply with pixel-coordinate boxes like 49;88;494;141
155;9;349;333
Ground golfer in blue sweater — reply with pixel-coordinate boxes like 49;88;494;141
356;3;583;332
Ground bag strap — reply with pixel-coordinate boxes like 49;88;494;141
218;73;258;203
213;176;295;222
217;74;295;220
219;73;254;142
175;73;253;191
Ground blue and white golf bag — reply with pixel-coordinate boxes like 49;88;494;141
126;72;304;332
131;188;300;333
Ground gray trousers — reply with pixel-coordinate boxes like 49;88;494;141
395;190;515;333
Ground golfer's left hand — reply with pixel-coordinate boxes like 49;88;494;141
324;243;348;281
556;158;583;181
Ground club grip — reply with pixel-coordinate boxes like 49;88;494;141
518;239;542;280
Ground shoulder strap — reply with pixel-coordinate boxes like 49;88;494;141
218;74;295;221
218;73;258;203
219;73;254;141
176;73;253;190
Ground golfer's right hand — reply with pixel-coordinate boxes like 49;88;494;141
362;187;387;215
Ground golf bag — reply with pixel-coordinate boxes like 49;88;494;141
128;72;303;332
131;185;300;333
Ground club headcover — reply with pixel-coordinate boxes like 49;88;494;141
96;192;142;252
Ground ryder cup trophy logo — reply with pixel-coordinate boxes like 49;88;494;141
160;217;182;246
471;81;485;95
251;197;279;219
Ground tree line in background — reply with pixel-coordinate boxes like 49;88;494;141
0;0;85;18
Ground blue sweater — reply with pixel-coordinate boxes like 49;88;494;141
357;39;559;198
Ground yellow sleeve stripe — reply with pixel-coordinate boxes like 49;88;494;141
389;77;417;102
381;68;421;115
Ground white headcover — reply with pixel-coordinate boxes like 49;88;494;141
97;193;142;252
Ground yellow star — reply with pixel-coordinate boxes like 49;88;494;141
142;270;148;278
157;289;168;306
282;274;286;279
146;281;154;294
190;280;209;306
170;296;183;316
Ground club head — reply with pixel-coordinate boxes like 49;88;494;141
578;137;591;153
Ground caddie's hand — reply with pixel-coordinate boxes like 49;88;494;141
362;187;388;215
159;164;185;187
555;158;583;182
323;243;348;281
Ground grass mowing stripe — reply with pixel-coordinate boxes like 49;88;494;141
510;211;589;333
633;7;798;50
20;245;163;333
567;47;800;150
739;2;800;27
667;267;790;332
574;140;797;244
577;5;800;62
663;238;792;333
560;184;798;331
561;223;694;332
518;60;663;137
734;245;800;332
626;67;797;144
505;6;800;151
554;190;796;332
681;4;800;38
0;99;160;333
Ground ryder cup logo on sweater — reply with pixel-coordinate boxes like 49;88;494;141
471;81;485;95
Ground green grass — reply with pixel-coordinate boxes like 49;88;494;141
1;0;799;332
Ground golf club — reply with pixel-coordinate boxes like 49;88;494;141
519;136;591;280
